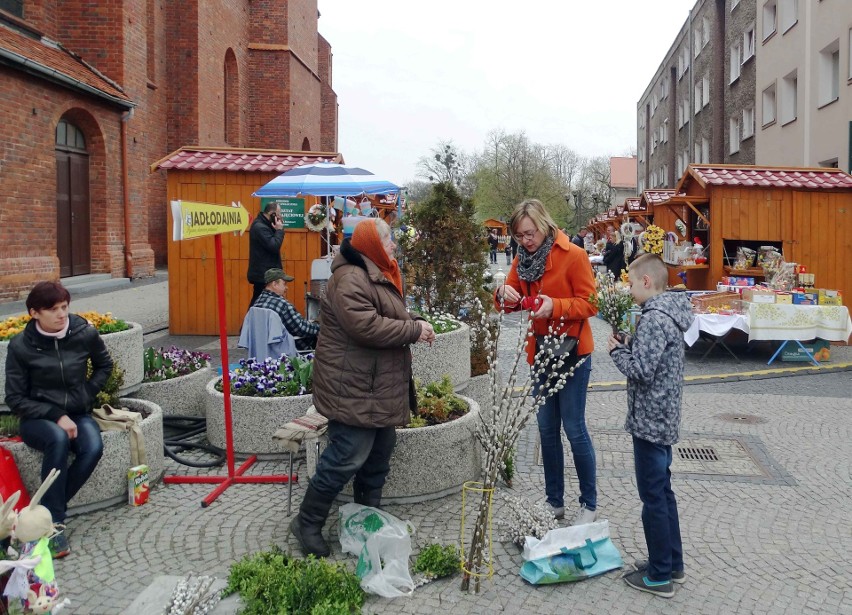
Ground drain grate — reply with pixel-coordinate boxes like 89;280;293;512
676;446;719;462
715;413;767;425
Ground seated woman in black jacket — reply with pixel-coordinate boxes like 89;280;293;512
4;281;114;558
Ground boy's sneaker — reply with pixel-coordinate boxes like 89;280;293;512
629;559;686;584
572;504;597;526
623;569;675;598
541;500;564;520
49;532;71;559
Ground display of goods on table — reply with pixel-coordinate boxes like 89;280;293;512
690;291;743;314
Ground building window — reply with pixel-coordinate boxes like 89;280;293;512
702;138;710;164
703;76;710;108
729;118;741;154
694;81;703;114
819;40;840;106
732;0;741;10
663;119;669;143
0;0;23;18
56;119;87;151
730;42;742;83
694;142;701;164
742;107;755;139
779;0;798;34
763;1;777;41
694;25;702;58
652;94;658;116
703;16;711;48
762;83;777;126
780;70;797;125
744;25;756;61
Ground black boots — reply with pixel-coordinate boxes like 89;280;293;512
353;483;382;508
290;484;334;557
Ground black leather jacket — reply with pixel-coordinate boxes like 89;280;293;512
247;213;284;284
4;313;114;422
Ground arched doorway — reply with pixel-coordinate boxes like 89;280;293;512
55;118;91;277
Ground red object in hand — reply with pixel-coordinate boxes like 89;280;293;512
520;296;541;311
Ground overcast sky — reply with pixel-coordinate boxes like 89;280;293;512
317;0;696;187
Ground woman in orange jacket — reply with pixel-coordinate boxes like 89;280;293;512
495;199;598;525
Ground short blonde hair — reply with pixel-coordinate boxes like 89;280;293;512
629;253;668;290
507;199;559;238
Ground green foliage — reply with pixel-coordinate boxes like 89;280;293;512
414;543;460;580
86;360;125;408
412;376;468;426
397;182;488;316
406;415;428;429
143;346;210;382
95;319;130;335
416;311;461;334
224;547;364;615
499;445;515;487
0;413;19;437
289;355;314;392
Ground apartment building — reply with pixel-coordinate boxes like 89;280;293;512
638;0;852;191
756;0;852;169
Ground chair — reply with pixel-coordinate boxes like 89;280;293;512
238;307;297;360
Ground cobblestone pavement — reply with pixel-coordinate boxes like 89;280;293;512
9;271;852;613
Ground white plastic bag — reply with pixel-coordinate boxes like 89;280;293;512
338;503;415;598
522;520;612;561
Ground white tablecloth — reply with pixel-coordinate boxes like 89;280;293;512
746;303;852;342
684;313;750;346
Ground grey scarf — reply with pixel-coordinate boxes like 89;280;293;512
516;233;555;282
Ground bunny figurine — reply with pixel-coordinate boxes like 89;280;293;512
0;490;20;540
13;468;60;545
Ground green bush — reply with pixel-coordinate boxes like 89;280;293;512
86;360;125;408
411;376;468;426
224;547;364;615
414;543;460;580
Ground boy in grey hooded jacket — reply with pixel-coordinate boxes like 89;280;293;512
608;254;694;598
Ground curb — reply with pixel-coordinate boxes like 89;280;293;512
585;361;852;392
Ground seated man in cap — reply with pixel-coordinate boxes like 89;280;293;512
253;268;320;351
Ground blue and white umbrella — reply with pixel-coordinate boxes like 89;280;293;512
253;162;400;198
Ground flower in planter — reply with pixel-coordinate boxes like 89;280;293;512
0;310;129;341
216;354;314;398
143;346;211;382
415;309;462;334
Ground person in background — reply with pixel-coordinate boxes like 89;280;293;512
571;228;588;249
253;268;320;351
494;199;599;525
607;254;694;598
247;201;284;307
4;281;114;558
603;225;625;280
487;228;499;264
290;218;435;557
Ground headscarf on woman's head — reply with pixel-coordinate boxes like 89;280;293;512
350;219;403;295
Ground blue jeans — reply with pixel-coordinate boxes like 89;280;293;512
535;355;596;510
632;436;683;582
19;415;104;524
310;420;396;500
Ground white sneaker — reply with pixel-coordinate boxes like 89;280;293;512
542;500;565;520
572;504;597;526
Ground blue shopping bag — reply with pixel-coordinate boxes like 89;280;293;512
520;520;623;585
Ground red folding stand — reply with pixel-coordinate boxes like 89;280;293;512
163;234;295;507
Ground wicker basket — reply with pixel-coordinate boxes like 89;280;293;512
690;292;742;314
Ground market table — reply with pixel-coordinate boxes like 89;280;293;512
747;303;852;366
684;313;750;361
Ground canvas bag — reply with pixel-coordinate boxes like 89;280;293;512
520;520;623;585
91;404;147;466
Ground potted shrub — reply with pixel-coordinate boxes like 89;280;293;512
0;311;144;406
134;347;212;417
204;355;314;457
307;376;481;503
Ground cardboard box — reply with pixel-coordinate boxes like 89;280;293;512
742;289;776;303
817;289;842;306
792;291;818;305
780;339;831;362
774;292;793;304
128;464;150;506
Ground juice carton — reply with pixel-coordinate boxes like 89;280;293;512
128;464;150;506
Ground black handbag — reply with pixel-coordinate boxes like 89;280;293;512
535;320;585;369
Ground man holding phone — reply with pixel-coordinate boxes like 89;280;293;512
247;202;285;306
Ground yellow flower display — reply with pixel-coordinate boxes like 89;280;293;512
641;224;665;256
0;310;127;341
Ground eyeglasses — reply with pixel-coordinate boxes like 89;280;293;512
512;230;538;242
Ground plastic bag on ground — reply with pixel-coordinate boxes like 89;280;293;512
338;503;415;598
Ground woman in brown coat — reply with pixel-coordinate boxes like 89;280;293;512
290;218;435;557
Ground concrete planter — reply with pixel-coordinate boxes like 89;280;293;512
411;321;471;389
134;366;212;417
306;395;481;504
3;398;164;516
0;321;144;408
204;378;313;458
458;373;494;422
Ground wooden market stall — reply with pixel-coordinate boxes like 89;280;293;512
151;147;343;335
483;217;509;250
653;165;852;306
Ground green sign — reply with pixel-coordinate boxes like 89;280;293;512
260;197;305;229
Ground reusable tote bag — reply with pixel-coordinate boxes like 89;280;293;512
520;520;623;585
